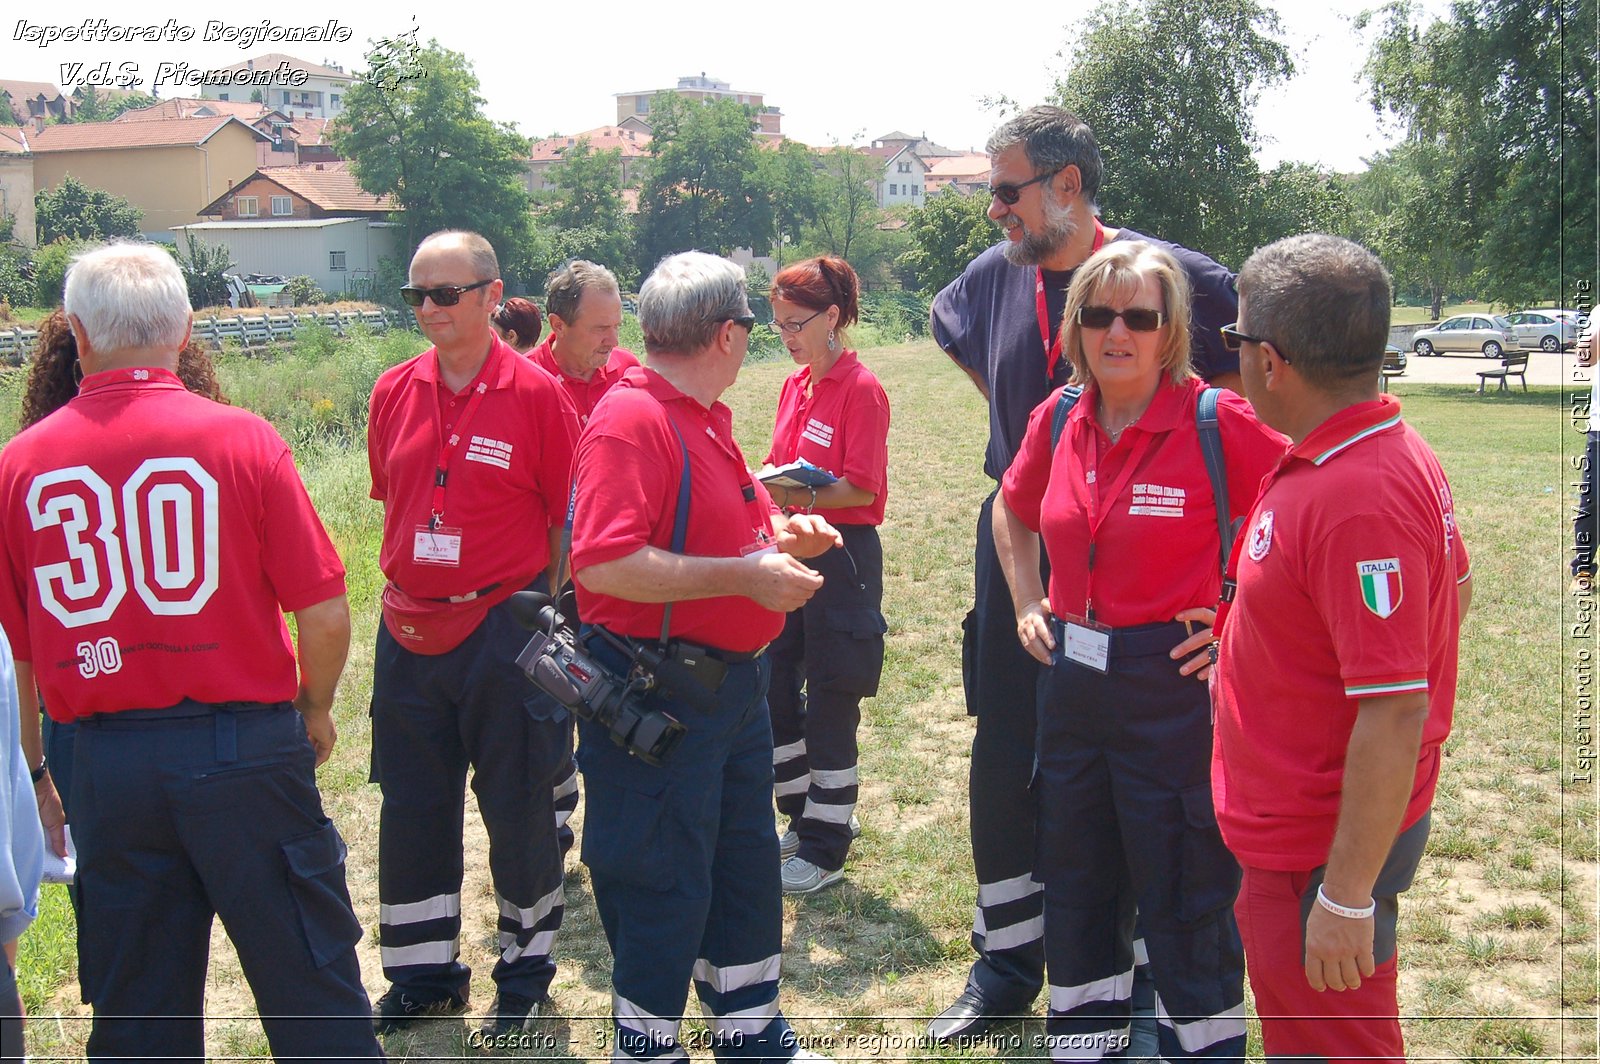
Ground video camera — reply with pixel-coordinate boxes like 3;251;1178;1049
512;591;708;766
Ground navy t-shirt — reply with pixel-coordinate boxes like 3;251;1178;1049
931;230;1239;480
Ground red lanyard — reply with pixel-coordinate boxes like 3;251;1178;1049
1035;219;1108;383
427;345;501;529
1066;420;1153;620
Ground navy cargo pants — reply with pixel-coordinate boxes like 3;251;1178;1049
70;701;381;1061
579;633;801;1063
1035;621;1245;1062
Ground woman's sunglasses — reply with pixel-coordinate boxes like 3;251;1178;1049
1077;306;1165;332
398;279;494;307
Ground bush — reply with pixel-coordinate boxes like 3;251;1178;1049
283;276;327;307
32;238;89;306
0;244;31;309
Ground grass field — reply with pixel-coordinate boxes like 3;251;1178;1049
0;332;1593;1060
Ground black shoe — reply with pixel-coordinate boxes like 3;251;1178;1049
926;987;1011;1043
480;991;542;1038
372;984;469;1035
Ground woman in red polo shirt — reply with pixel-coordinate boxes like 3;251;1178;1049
760;256;890;896
994;241;1285;1061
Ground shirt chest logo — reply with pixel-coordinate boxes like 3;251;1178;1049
1357;558;1403;618
801;417;835;449
1247;510;1275;562
465;435;512;470
1127;483;1184;518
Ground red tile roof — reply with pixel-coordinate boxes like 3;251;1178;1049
199;162;394;215
0;126;30;154
114;98;279;123
529;125;652;162
30;116;271;152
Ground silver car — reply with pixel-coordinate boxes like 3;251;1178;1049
1503;310;1577;352
1411;314;1518;358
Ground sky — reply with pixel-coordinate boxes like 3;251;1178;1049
2;0;1447;173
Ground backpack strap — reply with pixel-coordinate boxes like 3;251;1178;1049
1195;386;1239;574
1049;384;1085;450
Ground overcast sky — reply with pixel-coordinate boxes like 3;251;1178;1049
3;0;1446;172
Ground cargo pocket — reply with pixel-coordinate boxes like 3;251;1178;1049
820;606;888;696
523;688;570;725
281;820;363;969
579;762;676;894
1178;784;1241;923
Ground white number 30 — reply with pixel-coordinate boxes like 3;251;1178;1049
27;459;220;629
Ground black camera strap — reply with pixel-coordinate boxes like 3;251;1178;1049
558;412;692;646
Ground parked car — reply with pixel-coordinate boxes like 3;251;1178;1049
1383;343;1407;374
1411;314;1518;358
1503;310;1577;352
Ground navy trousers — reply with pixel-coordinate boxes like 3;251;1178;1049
1035;623;1245;1062
70;701;381;1061
769;524;886;871
579;634;799;1063
371;599;570;1002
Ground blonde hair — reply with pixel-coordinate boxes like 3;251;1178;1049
1060;241;1194;387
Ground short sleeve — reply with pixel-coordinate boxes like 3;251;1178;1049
839;380;890;495
570;425;671;574
1000;388;1064;533
367;376;392;503
931;264;981;372
261;447;347;613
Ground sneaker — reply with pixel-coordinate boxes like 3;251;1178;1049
372;984;469;1035
778;815;861;860
781;855;844;894
480;991;541;1037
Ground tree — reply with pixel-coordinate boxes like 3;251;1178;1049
634;94;773;274
175;231;233;310
1053;0;1293;267
69;86;158;123
1348;143;1476;319
805;147;884;263
1361;0;1597;306
1234;162;1357;262
35;175;142;243
898;189;997;296
760;138;821;268
333;42;536;280
536;138;635;283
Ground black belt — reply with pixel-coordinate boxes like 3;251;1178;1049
662;639;766;664
1052;618;1190;659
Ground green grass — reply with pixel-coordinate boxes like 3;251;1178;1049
0;338;1593;1059
1391;300;1499;325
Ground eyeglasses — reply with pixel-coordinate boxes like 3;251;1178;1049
1077;305;1165;332
767;308;826;335
988;167;1063;206
721;314;757;332
398;279;494;307
1219;322;1288;361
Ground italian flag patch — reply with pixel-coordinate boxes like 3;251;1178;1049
1358;558;1403;618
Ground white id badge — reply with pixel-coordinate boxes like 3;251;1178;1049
1062;616;1111;673
413;525;463;566
741;542;779;558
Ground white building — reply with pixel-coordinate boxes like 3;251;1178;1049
170;217;399;297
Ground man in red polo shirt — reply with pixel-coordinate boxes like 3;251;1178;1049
569;251;840;1063
367;230;579;1040
528;260;641;425
1213;234;1472;1061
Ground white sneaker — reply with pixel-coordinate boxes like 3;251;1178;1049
778;814;860;860
781;856;844;894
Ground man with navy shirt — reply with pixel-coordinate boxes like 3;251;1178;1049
928;105;1242;1041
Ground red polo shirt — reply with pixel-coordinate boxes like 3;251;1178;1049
764;350;891;526
571;367;785;653
1001;377;1286;628
368;335;578;605
527;339;641;424
0;368;346;719
1212;396;1471;871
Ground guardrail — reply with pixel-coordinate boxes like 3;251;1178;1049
0;307;416;365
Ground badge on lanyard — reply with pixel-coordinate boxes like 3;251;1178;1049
413;525;464;566
1059;612;1112;673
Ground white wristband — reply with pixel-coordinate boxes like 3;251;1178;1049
1316;883;1376;919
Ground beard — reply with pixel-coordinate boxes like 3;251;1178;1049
1001;196;1079;267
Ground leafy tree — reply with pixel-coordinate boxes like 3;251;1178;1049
1235;162;1357;261
1347;142;1475;319
175;231;234;310
1361;0;1596;306
69;86;159;123
760;138;821;268
32;238;90;306
795;147;901;282
1053;0;1293;267
35;175;142;243
898;189;997;296
634;94;773;274
333;42;536;281
538;139;634;281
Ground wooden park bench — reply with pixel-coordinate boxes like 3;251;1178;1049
1476;351;1529;393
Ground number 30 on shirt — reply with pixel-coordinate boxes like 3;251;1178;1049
26;458;219;629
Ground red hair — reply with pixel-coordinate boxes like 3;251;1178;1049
491;297;543;348
770;256;860;328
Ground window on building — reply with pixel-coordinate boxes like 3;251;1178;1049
271;196;292;216
218;93;229;101
282;91;291;106
913;185;920;197
898;161;911;173
237;196;259;218
330;251;347;271
890;183;898;195
330;94;340;109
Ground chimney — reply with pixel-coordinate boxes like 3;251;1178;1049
315;163;324;170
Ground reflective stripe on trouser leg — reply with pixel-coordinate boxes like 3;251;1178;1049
962;494;1046;1007
378;892;462;974
554;748;579;857
496;884;564;968
767;608;809;826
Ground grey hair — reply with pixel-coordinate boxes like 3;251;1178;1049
1238;234;1392;389
63;242;190;353
986;105;1103;210
638;252;749;356
413;230;499;281
546;260;621;324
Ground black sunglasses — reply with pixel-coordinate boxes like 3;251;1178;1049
1219;322;1288;361
399;278;494;307
988;167;1063;206
721;314;757;332
1077;305;1165;332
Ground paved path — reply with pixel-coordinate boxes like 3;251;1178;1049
1389;348;1583;389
